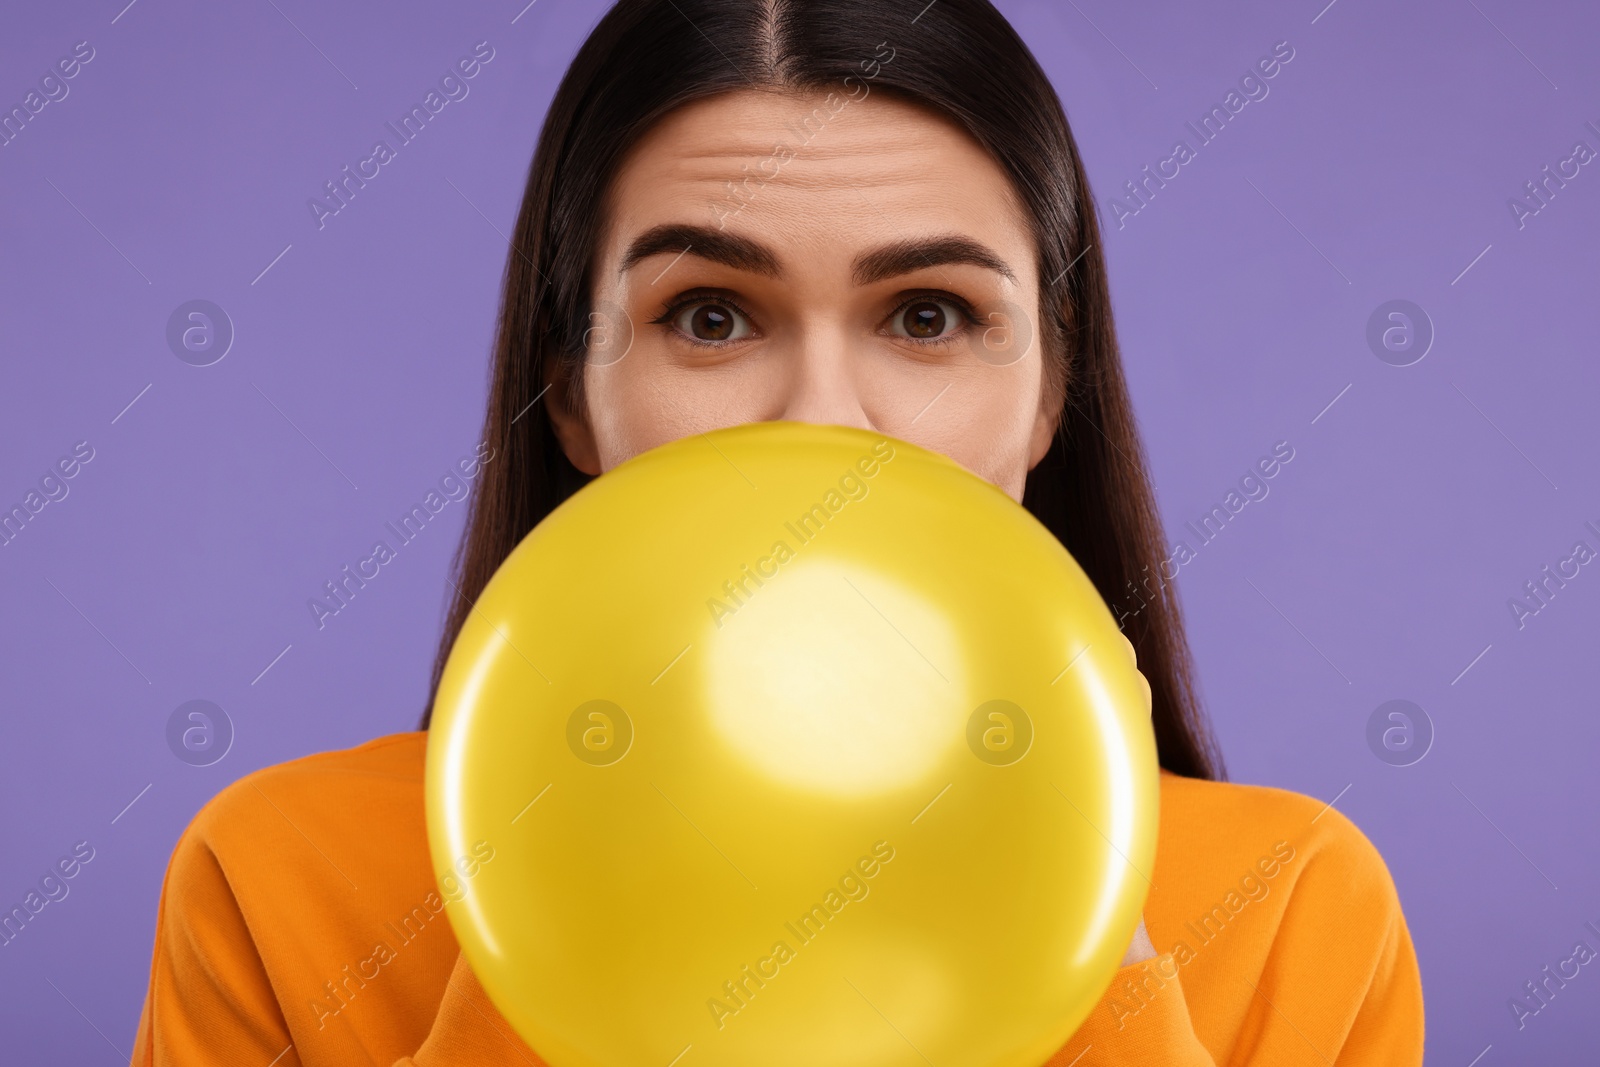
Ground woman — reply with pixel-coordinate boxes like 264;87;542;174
131;0;1423;1063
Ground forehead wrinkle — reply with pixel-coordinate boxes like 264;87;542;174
606;92;1038;290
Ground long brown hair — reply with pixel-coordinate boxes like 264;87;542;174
418;0;1225;781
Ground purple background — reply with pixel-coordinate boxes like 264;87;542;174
2;0;1596;1062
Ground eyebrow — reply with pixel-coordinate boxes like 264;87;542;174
617;223;1017;285
853;235;1017;286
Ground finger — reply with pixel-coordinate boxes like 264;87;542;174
1120;631;1153;714
1120;914;1158;966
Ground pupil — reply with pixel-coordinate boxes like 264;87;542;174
905;302;945;338
692;305;733;340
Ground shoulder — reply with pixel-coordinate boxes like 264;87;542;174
138;733;446;1059
187;731;427;841
1148;775;1424;1058
165;731;430;899
1155;770;1407;932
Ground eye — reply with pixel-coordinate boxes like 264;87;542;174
664;299;754;344
887;297;971;342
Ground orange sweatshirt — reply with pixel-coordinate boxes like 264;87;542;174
129;732;1423;1065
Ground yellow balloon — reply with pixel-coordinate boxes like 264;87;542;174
426;420;1158;1067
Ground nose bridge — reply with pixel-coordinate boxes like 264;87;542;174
778;325;875;432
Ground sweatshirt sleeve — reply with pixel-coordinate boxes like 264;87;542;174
1247;805;1425;1064
392;951;550;1067
1050;803;1425;1066
129;822;297;1066
1048;954;1215;1065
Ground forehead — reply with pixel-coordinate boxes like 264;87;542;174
597;87;1036;279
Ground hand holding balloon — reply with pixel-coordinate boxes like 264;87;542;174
1116;630;1159;969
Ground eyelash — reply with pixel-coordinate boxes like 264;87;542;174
888;292;982;347
649;290;760;350
649;289;983;349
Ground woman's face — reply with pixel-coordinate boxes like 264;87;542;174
546;87;1059;503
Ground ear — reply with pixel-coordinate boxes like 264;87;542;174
1026;382;1062;471
543;358;601;476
